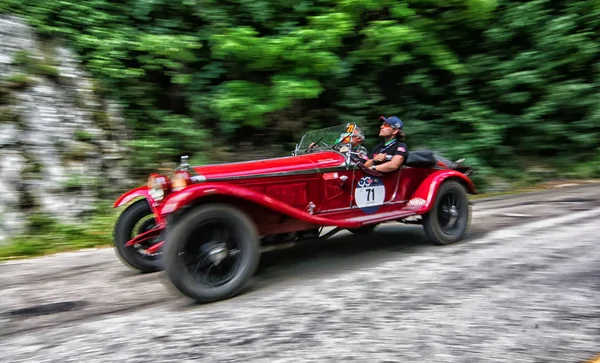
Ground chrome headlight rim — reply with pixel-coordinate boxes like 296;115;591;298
148;174;168;201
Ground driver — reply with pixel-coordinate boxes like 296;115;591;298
363;116;408;172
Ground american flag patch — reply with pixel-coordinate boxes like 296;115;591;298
397;146;406;152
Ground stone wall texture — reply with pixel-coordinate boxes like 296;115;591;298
0;15;133;243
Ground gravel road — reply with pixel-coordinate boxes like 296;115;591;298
1;183;600;362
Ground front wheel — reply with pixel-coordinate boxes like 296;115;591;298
163;204;261;303
113;199;163;273
422;180;470;245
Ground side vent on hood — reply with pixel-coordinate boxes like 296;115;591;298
266;183;308;207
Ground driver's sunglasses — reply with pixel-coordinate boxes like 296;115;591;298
381;122;393;129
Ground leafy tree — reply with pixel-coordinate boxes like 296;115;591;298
2;0;599;190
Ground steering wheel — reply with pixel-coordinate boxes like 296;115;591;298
345;150;365;163
346;151;383;177
305;137;328;153
357;162;383;177
355;159;383;177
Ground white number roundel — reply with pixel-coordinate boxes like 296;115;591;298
354;176;385;214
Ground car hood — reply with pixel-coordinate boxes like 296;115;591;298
191;151;347;181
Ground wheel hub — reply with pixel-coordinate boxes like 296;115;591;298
208;243;229;265
443;205;459;227
449;205;458;216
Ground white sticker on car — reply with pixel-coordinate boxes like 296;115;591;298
354;176;385;214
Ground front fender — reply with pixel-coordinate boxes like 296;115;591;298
113;186;153;208
406;170;477;213
159;183;354;227
113;186;166;225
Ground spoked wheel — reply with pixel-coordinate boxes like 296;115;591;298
185;230;242;287
163;204;260;303
422;180;470;245
114;199;164;273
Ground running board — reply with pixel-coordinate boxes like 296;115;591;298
343;210;419;226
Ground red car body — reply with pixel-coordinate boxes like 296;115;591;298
112;122;476;303
115;151;475;246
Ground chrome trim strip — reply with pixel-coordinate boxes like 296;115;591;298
318;200;409;215
191;150;348;169
190;175;206;182
193;154;301;168
385;199;408;205
317;206;354;214
203;165;351;182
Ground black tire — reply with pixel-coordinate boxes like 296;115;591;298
348;224;377;235
113;199;163;273
163;204;261;303
422;180;471;245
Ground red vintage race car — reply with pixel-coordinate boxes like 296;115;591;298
112;122;476;303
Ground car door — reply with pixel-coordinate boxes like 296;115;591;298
316;168;356;214
349;166;403;214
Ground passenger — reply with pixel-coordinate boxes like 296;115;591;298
336;126;369;160
363;116;408;173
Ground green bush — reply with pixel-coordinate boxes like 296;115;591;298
1;0;598;185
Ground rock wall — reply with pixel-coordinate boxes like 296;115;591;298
0;15;133;243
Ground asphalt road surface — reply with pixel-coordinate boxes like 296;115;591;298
2;182;600;362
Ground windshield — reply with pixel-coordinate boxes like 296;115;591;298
294;123;362;155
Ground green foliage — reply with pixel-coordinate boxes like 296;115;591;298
0;203;119;260
1;0;599;188
12;49;60;80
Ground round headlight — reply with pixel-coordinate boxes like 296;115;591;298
148;174;168;201
171;171;191;191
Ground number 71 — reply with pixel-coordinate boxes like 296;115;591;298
365;188;375;201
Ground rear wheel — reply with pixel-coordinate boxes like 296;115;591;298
113;199;163;273
422;180;470;245
163;204;261;303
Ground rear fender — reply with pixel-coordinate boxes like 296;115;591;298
113;186;165;225
405;170;477;213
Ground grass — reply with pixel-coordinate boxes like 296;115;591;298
0;203;121;261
